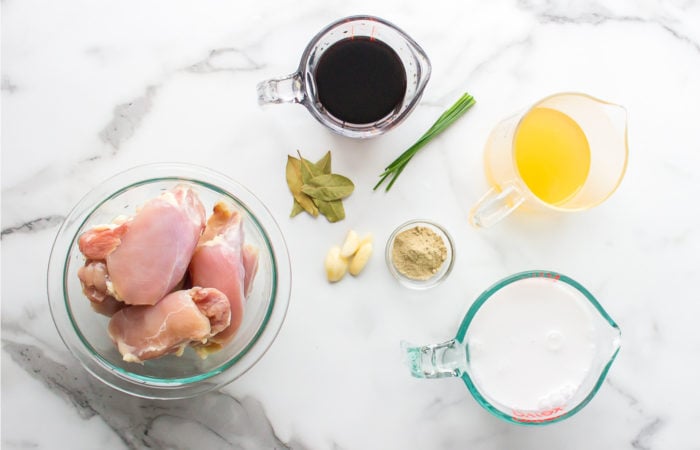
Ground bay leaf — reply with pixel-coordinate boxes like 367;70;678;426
316;151;332;175
290;199;304;217
298;151;323;184
317;199;345;222
301;174;355;201
286;156;318;217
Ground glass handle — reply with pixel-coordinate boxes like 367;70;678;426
469;183;525;228
256;72;305;105
402;339;466;379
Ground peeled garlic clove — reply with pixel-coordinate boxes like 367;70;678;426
340;230;360;258
359;232;373;247
349;242;373;276
325;245;348;282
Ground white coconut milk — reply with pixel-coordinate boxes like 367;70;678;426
466;277;597;412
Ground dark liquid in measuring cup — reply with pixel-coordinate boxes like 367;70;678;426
315;37;407;125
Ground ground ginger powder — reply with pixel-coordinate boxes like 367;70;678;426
391;226;447;280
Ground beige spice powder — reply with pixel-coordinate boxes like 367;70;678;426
391;226;447;280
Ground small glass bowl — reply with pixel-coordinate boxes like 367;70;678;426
385;220;455;290
47;163;291;399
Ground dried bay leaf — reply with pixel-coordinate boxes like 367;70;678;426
316;151;332;175
286;156;318;217
301;174;355;201
317;199;345;222
287;150;351;222
290;199;305;217
298;151;323;184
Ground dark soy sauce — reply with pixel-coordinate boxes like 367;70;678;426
314;37;407;124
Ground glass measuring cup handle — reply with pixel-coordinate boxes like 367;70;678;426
257;72;305;105
469;183;525;228
401;339;467;379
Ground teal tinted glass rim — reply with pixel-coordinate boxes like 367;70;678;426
455;270;621;425
62;176;278;386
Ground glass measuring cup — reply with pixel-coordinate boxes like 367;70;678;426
403;271;621;425
469;93;628;228
256;15;431;138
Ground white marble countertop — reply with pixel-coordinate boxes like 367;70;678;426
3;0;700;448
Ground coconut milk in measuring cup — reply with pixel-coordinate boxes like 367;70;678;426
403;271;621;424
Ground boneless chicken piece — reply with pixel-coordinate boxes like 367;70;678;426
77;260;125;317
189;202;259;351
77;184;206;306
108;287;231;363
242;244;259;298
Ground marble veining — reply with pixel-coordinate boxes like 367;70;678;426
605;379;666;450
97;46;267;154
529;1;700;52
3;0;700;449
536;13;700;53
99;87;157;151
1;76;18;93
186;48;265;74
3;336;303;449
0;215;65;238
632;419;665;450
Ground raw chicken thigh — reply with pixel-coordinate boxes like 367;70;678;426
242;244;259;298
76;186;260;363
77;260;125;316
189;201;259;350
108;287;231;363
78;184;206;306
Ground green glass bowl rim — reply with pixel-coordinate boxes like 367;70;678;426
454;269;621;426
62;176;278;385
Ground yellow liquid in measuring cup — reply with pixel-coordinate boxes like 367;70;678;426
514;107;591;205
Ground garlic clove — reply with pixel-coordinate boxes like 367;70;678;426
340;230;360;258
349;242;373;276
325;245;349;282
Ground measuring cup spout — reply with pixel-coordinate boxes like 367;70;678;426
604;321;622;360
401;339;467;379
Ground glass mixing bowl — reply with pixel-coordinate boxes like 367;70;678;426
47;163;291;399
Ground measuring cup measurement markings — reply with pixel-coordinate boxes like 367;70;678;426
403;271;621;425
469;93;628;227
512;407;564;424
